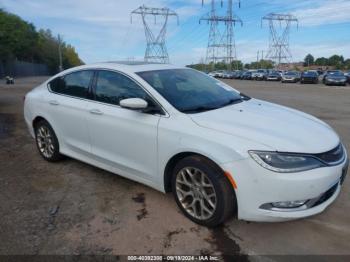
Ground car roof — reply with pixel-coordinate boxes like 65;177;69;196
61;61;184;75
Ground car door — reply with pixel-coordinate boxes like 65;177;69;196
86;70;161;181
46;70;93;154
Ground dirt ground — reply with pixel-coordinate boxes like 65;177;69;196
0;76;349;259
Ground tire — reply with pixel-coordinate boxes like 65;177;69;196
34;120;63;162
171;155;236;227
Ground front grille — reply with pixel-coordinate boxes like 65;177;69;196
314;144;345;165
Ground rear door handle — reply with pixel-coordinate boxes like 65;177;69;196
49;100;59;106
89;109;103;115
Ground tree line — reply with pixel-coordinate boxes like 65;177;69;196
304;54;350;70
187;60;274;72
189;53;350;72
0;9;83;74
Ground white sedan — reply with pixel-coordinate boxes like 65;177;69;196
24;62;348;227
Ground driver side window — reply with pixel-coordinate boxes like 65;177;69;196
94;70;148;106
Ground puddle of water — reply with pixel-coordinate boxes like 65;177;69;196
132;193;148;221
132;193;145;203
210;226;249;262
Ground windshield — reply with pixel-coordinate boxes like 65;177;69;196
137;69;243;113
329;71;344;76
303;71;317;76
285;71;297;76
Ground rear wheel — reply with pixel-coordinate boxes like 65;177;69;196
171;156;236;227
34;120;63;162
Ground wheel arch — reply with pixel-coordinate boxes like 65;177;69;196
163;151;225;193
32;116;48;129
32;116;59;142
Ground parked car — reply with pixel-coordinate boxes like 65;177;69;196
323;71;347;86
208;71;217;77
281;71;300;83
24;62;348;226
216;70;225;78
222;71;235;79
300;71;319;84
233;70;244;79
208;70;225;78
344;71;350;84
266;71;281;81
241;71;253;80
252;69;267;81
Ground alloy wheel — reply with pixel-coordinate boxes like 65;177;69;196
175;167;217;220
36;126;55;158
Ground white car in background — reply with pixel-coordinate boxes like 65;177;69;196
24;62;348;226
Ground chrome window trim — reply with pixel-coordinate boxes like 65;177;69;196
46;68;169;118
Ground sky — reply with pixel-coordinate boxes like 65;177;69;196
1;0;350;66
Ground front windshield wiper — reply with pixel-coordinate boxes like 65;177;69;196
181;98;243;114
219;98;243;108
181;105;221;113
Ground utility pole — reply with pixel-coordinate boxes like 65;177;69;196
200;0;242;71
131;5;178;64
262;13;298;67
57;34;63;72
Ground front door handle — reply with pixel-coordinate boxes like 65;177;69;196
49;100;59;106
89;109;103;115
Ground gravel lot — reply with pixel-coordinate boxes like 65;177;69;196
0;76;349;258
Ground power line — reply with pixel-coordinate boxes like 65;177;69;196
131;5;178;63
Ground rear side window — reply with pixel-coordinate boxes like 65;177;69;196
49;70;93;98
94;70;148;105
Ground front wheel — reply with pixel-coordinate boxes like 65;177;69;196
171;156;236;227
34;120;63;162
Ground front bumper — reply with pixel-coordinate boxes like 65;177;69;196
282;78;298;82
222;156;348;222
301;78;317;83
326;80;347;85
254;75;265;80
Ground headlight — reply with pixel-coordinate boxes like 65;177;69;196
249;151;325;173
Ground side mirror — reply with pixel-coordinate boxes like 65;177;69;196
119;98;148;110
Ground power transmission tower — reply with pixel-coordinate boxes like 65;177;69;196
131;5;178;64
262;13;298;66
200;0;242;71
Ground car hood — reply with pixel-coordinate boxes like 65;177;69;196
190;99;339;153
